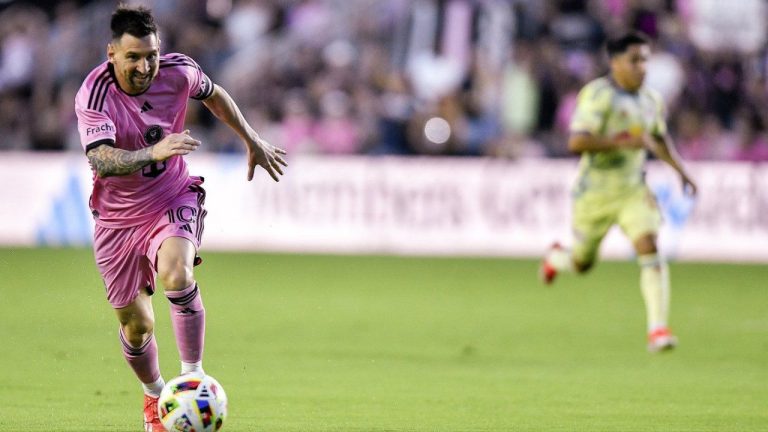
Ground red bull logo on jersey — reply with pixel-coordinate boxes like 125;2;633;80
86;123;115;136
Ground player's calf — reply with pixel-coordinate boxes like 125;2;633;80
166;282;206;375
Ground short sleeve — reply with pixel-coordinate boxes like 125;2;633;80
569;81;612;136
168;53;214;100
76;106;116;153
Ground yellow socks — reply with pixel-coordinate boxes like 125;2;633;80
638;254;670;333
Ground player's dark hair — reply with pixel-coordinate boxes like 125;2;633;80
606;31;650;57
110;4;157;40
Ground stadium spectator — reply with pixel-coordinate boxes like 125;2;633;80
0;0;767;159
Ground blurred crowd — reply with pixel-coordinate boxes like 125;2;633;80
1;0;768;161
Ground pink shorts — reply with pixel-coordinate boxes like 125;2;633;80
93;183;207;308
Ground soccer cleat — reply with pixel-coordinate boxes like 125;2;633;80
539;242;561;285
143;394;165;431
647;327;678;353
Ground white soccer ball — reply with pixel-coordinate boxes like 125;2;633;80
158;374;228;431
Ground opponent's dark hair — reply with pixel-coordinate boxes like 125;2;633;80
605;31;650;57
111;4;157;40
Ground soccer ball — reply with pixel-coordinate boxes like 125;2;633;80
158;374;228;431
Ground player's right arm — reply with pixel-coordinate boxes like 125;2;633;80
86;131;201;178
568;132;650;153
568;133;643;153
86;145;153;178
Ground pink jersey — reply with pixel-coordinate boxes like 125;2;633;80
75;53;214;228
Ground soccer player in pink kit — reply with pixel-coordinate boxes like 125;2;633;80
75;6;287;431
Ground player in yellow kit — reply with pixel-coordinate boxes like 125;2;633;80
540;32;697;352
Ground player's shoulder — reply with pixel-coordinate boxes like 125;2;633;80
577;77;614;105
581;77;614;95
78;62;111;92
159;52;201;71
76;61;115;112
639;85;665;106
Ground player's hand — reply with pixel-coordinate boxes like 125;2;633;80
151;129;201;161
681;174;697;197
246;136;287;182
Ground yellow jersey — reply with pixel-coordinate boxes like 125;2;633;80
569;77;667;195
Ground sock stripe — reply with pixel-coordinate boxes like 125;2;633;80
167;284;199;306
119;329;153;356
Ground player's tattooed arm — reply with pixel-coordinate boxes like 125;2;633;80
87;145;154;177
86;132;201;177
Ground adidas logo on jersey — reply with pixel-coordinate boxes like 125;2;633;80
140;101;153;113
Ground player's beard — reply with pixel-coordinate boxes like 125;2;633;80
130;71;154;92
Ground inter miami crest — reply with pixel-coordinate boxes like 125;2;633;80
144;125;164;145
141;125;167;178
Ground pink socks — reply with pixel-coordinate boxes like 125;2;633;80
165;282;206;363
119;329;160;385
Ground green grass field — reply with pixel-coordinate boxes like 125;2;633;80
0;247;766;431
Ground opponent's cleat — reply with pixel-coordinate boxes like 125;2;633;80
539;242;562;284
647;327;678;353
143;394;165;431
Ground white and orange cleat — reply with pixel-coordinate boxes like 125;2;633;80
539;242;562;285
143;394;165;431
647;327;678;353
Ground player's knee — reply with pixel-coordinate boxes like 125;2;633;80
159;263;194;291
121;317;155;347
633;233;658;255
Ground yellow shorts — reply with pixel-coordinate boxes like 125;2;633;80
571;185;661;264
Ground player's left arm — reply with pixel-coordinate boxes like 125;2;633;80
644;92;697;195
201;84;287;182
649;132;697;196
